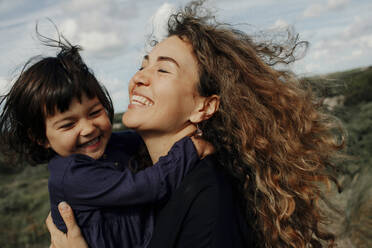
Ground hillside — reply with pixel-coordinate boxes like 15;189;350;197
0;66;371;247
307;66;372;247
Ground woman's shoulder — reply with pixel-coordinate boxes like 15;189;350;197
182;155;236;211
149;155;251;248
182;155;231;191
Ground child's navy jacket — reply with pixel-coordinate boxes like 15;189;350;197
48;131;199;248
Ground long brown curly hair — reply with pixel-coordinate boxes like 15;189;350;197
164;1;345;247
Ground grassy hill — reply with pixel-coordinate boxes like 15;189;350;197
0;66;371;247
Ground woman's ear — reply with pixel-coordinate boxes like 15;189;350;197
189;95;220;123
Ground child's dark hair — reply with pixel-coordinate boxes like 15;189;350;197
0;33;114;165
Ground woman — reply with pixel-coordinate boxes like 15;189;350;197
47;1;344;247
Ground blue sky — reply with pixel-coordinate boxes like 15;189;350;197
1;0;371;112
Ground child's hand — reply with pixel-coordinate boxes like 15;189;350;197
190;136;215;159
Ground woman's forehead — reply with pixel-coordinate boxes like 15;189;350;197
150;36;194;62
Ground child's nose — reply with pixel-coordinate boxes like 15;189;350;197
80;119;96;136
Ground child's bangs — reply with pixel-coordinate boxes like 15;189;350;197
42;69;99;117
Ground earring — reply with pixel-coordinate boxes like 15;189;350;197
194;123;203;138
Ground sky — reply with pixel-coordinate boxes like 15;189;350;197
0;0;371;112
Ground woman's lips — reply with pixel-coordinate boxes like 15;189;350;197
130;94;154;107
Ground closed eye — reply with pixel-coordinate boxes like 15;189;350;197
89;109;102;117
59;122;74;129
158;69;169;73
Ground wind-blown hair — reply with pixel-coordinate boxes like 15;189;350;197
0;34;114;165
165;1;344;247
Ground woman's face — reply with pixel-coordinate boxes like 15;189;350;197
122;36;201;136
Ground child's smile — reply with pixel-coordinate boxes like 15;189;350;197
77;135;102;148
44;94;112;160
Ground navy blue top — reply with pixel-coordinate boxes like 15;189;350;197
149;155;254;248
48;131;199;248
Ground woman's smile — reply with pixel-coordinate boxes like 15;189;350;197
129;94;154;108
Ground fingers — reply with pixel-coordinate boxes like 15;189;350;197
57;202;89;248
58;202;82;239
45;212;53;232
46;212;63;248
46;212;62;237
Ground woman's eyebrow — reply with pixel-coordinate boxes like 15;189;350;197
157;56;180;68
143;55;180;68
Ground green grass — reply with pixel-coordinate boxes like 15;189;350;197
0;165;50;248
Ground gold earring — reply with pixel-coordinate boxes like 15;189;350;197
195;123;203;138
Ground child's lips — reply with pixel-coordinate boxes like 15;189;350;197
77;135;101;149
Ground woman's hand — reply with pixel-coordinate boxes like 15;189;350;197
190;136;215;159
45;202;88;248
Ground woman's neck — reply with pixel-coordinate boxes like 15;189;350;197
139;125;196;164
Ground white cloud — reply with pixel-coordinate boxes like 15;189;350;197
360;35;372;48
271;19;289;29
150;3;176;41
294;15;372;75
339;16;372;53
0;0;25;15
60;18;78;39
327;0;350;10
94;67;134;112
352;49;362;57
101;76;129;112
303;0;350;18
343;16;372;39
50;0;140;58
0;76;11;95
313;48;330;59
303;4;323;18
1;0;371;111
112;89;129;113
79;31;122;53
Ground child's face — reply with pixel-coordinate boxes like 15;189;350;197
44;94;112;160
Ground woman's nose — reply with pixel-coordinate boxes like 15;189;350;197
131;69;151;87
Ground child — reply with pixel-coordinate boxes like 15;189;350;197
0;37;200;248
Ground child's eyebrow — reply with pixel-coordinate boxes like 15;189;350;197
52;116;74;127
88;101;102;111
51;101;102;127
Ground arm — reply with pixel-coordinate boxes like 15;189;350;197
46;138;215;248
53;136;200;209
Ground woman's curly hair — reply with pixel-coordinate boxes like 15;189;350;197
165;1;345;247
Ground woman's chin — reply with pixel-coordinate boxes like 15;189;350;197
122;112;135;128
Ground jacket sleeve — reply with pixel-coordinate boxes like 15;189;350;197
56;137;199;210
110;130;143;155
